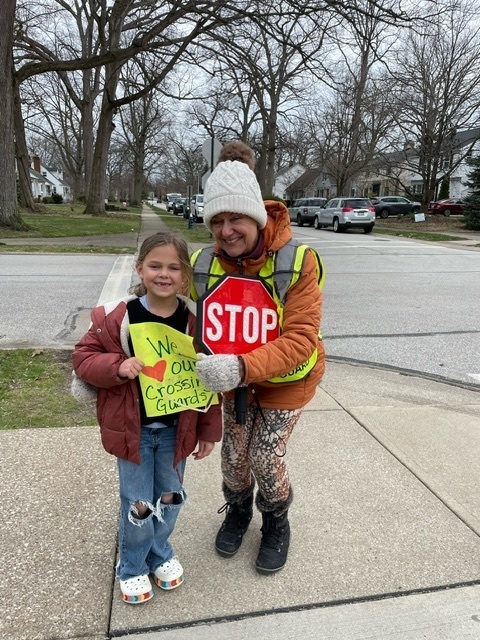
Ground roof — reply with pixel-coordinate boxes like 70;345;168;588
29;168;55;185
452;128;480;150
287;169;322;191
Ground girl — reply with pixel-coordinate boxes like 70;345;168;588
72;232;222;604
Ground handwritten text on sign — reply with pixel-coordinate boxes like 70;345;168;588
129;323;218;417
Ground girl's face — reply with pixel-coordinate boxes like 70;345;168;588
210;212;260;258
136;244;185;302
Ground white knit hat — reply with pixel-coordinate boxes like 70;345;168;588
203;160;267;231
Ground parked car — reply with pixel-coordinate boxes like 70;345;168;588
427;198;465;216
315;197;375;233
189;194;204;222
370;196;421;218
172;197;189;215
288;197;327;227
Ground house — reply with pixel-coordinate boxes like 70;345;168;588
272;164;305;200
357;128;480;200
29;167;55;202
30;156;72;201
357;145;418;198
447;128;480;198
286;168;335;203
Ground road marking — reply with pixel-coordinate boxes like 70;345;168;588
97;255;135;305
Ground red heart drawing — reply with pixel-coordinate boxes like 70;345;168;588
142;360;167;382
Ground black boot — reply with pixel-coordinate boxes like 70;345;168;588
215;495;253;557
255;511;290;574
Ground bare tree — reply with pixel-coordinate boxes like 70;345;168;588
115;73;171;206
305;0;399;195
388;2;480;208
0;0;25;228
4;0;267;225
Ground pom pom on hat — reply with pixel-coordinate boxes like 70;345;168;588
203;142;267;231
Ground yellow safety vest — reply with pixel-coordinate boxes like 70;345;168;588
191;240;325;384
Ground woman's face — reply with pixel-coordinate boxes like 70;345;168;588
210;212;260;258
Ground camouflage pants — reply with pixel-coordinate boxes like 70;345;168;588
221;397;302;514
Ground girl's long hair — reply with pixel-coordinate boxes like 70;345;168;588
131;232;193;297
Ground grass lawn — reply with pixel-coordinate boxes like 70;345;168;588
0;349;96;430
374;228;466;241
1;211;141;238
0;244;137;253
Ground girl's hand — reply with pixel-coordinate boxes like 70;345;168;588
118;357;144;379
192;440;215;460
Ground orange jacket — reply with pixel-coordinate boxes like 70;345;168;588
201;200;325;410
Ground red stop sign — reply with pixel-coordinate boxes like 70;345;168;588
197;275;280;355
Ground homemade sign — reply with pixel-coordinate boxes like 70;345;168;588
129;323;218;417
197;275;280;355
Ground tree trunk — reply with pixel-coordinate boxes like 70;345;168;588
13;80;38;211
131;136;146;206
0;0;25;229
83;100;115;215
264;105;278;195
81;69;95;196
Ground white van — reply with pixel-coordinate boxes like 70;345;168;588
166;193;181;211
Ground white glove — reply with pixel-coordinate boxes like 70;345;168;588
195;353;242;392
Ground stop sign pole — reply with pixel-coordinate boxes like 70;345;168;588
197;274;280;424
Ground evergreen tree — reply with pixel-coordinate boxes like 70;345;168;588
438;179;449;200
464;156;480;230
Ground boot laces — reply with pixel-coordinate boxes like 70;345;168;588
261;519;287;548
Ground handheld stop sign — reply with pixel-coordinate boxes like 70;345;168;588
197;275;280;354
197;275;280;423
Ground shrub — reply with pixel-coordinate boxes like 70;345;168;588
51;192;63;204
438;179;449;200
42;196;53;204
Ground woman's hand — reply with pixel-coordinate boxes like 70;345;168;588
192;440;215;460
118;357;144;379
195;353;242;391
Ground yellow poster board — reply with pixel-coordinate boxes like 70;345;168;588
129;323;218;417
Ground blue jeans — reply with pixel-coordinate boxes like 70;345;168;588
116;425;186;581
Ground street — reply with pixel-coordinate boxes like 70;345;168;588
1;233;479;389
0;254;134;348
292;227;480;389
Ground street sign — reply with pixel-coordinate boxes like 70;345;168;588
201;138;222;189
201;170;211;190
197;275;280;355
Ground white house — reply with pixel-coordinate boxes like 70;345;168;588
447;128;480;198
272;164;305;200
30;156;72;201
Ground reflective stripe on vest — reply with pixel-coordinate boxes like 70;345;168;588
191;241;324;384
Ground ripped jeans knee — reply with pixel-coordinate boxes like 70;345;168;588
127;490;187;527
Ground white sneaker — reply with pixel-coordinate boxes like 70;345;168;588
119;573;154;604
153;557;184;590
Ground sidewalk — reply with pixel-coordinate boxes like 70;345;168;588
1;208;480;640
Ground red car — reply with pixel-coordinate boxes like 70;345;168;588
428;198;465;216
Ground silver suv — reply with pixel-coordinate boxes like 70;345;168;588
316;197;375;233
288;197;327;227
